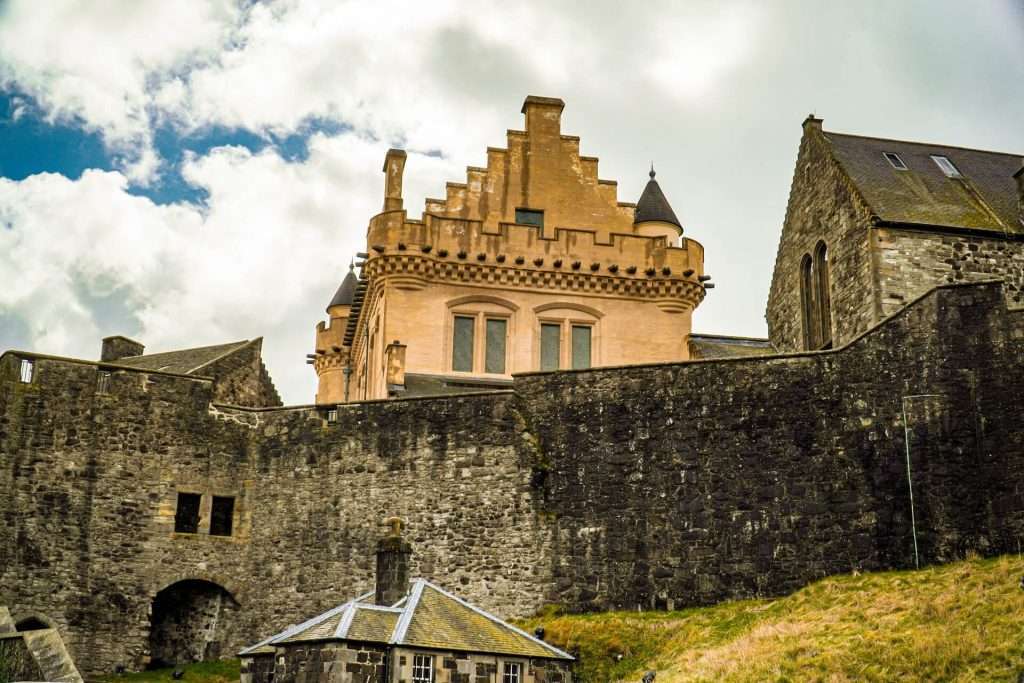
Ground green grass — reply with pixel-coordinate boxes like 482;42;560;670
97;659;239;683
517;554;1024;682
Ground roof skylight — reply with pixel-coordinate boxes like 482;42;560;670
883;152;907;170
930;155;962;178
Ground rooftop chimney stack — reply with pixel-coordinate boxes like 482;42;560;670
101;336;144;362
375;517;412;606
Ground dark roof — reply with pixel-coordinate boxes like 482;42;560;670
327;265;358;312
634;168;682;229
240;580;571;661
688;334;774;360
113;340;251;374
824;132;1023;234
401;373;513;398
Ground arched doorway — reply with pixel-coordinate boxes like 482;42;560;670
15;616;50;631
148;579;240;668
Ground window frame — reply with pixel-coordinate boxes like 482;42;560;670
503;661;522;683
930;154;962;178
18;358;34;384
412;653;435;683
537;317;596;371
514;208;544;228
883;152;907;170
446;303;514;377
451;314;476;373
174;492;202;534
209;495;235;537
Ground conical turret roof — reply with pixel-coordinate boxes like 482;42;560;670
327;264;358;312
634;167;682;229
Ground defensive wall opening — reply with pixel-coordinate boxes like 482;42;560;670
147;580;240;669
14;616;51;631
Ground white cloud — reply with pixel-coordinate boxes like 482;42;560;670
0;133;460;402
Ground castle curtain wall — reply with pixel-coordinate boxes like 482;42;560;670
2;282;1023;676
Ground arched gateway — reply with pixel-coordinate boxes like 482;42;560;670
148;579;240;668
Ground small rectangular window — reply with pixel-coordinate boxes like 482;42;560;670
485;318;508;374
326;408;338;422
515;208;544;228
210;496;234;536
452;315;475;372
883;152;907;170
96;370;111;394
540;323;561;371
412;654;434;683
931;155;962;178
571;325;592;370
174;492;201;534
19;359;34;383
503;662;522;683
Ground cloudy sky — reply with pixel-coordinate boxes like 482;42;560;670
1;0;1022;404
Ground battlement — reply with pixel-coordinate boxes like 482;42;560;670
365;209;705;297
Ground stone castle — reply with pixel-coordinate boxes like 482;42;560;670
2;96;1024;676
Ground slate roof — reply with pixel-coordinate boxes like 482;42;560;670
240;580;572;661
634;168;682;229
824;132;1023;234
687;334;775;360
327;265;359;312
113;340;252;374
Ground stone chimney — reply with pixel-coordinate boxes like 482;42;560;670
375;517;412;606
101;336;144;362
382;149;407;212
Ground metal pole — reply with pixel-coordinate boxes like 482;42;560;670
900;394;943;570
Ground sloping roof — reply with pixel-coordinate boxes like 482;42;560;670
240;580;571;661
327;266;359;312
824;132;1023;234
634;169;682;229
688;334;775;360
113;340;251;374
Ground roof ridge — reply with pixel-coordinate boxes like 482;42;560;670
187;338;256;374
390;579;424;644
824;130;1024;159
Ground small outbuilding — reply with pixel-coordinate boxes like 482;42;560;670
240;522;573;683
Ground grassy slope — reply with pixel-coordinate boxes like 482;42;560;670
97;660;239;683
519;555;1024;682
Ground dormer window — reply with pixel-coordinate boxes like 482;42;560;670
515;208;544;228
931;155;962;178
883;152;907;170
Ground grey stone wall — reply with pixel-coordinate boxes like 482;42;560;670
875;226;1024;316
767;122;879;352
2;281;1024;677
203;339;282;407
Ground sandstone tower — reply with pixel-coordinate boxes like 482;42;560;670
313;96;710;403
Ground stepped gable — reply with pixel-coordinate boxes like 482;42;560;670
823;131;1023;233
634;167;682;229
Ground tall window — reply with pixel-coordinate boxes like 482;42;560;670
799;242;832;350
814;241;832;348
210;496;235;536
540;323;561;371
452;315;475;372
450;308;511;375
485;318;508;374
503;662;522;683
412;654;434;683
571;325;592;369
174;493;201;534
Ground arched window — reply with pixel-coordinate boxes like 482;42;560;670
814;241;832;348
799;254;816;350
799;243;833;350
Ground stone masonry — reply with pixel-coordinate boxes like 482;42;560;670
2;280;1024;676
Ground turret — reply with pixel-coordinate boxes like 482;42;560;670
313;264;358;404
633;167;683;246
